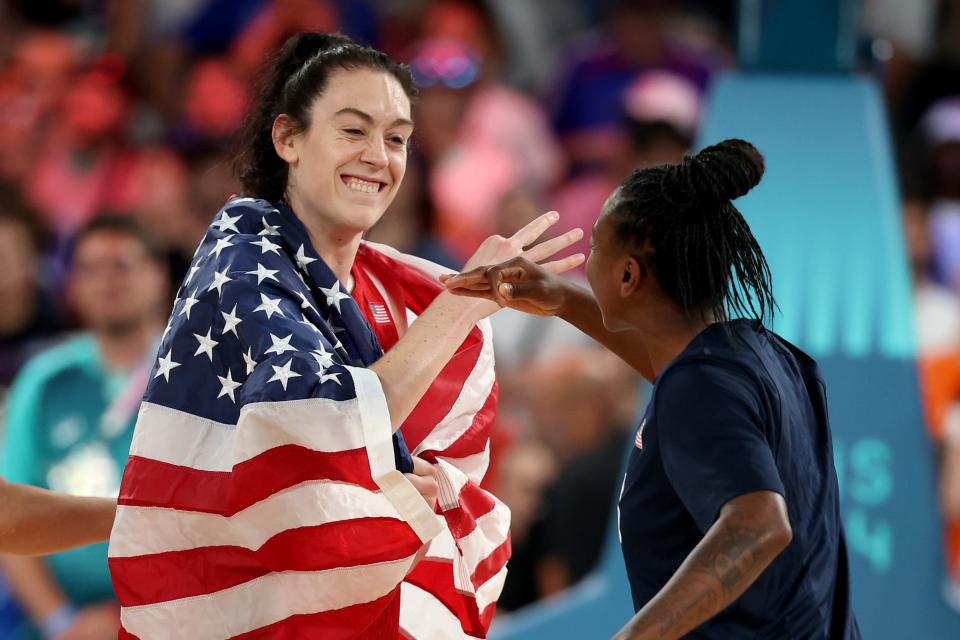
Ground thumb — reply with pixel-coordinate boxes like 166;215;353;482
498;279;542;300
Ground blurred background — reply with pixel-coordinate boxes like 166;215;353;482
0;0;958;638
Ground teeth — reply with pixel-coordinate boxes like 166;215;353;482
347;178;380;194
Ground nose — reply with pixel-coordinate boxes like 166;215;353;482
359;134;388;169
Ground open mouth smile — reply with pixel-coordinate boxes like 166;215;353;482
341;175;387;194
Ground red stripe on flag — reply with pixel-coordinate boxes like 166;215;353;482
119;446;376;515
232;588;401;640
404;560;487;638
418;383;498;462
437;480;498;541
399;335;483;452
110;518;421;607
470;535;511;591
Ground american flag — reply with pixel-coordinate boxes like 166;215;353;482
109;198;510;639
369;303;391;324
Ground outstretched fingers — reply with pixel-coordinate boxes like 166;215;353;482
522;227;584;263
540;253;586;274
511;210;560;249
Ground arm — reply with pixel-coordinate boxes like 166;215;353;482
373;214;584;429
369;290;480;431
0;480;115;555
0;554;71;627
441;257;654;380
613;491;792;640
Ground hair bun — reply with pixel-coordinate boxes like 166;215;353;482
688;138;765;207
278;32;356;79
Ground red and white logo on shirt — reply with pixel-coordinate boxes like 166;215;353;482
635;419;647;450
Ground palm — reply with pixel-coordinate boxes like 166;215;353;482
451;212;584;319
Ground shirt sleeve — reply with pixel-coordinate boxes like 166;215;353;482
657;361;785;533
1;363;43;485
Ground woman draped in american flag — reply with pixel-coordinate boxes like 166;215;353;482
107;32;584;640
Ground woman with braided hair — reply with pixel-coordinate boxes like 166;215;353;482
443;139;861;639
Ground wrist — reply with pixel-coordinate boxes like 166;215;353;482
555;279;581;321
434;289;489;325
40;603;77;640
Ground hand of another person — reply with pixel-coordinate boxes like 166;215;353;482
405;456;440;511
441;256;572;317
59;602;120;640
453;211;584;319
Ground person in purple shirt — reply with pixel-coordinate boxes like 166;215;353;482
444;139;860;638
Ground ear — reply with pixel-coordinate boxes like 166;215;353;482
619;255;642;298
272;114;302;165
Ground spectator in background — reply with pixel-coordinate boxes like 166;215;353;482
0;31;77;184
924;98;960;295
495;439;559;612
0;216;167;640
552;70;699;268
0;184;64;390
549;0;721;173
407;30;565;262
25;57;142;244
904;188;960;607
499;347;639;606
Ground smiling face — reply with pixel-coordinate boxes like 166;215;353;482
274;68;414;235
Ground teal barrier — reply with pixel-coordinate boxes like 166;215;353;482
493;74;960;639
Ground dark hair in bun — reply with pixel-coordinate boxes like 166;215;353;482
234;32;417;203
607;138;774;324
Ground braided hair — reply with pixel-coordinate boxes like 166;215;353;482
607;138;774;324
234;32;417;203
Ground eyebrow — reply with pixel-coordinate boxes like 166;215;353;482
334;107;414;129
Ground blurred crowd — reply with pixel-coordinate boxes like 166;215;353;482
0;0;958;637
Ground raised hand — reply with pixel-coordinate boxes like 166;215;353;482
441;256;576;317
449;212;584;318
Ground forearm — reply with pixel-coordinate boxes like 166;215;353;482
0;480;115;555
558;283;654;380
370;291;479;430
0;554;69;622
614;497;790;640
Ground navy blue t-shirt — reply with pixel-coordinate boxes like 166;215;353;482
619;320;860;638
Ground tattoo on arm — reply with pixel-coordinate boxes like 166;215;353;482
615;499;789;640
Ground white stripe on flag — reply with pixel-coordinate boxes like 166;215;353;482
130;398;368;472
109;481;404;557
399;582;483;640
120;553;420;640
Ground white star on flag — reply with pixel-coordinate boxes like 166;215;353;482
186;264;201;284
220;304;242;337
320;282;351;313
193;329;219;361
208;269;232;296
155;350;180;382
295;290;317;312
295;244;317;271
253;293;284;319
243;347;257;375
217;369;243;403
311;346;334;371
268;359;301;390
264;333;297;356
246;263;279;285
251;237;282;256
209;235;236;259
258;220;281;236
320;371;342;386
211;211;242;233
179;292;199;319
